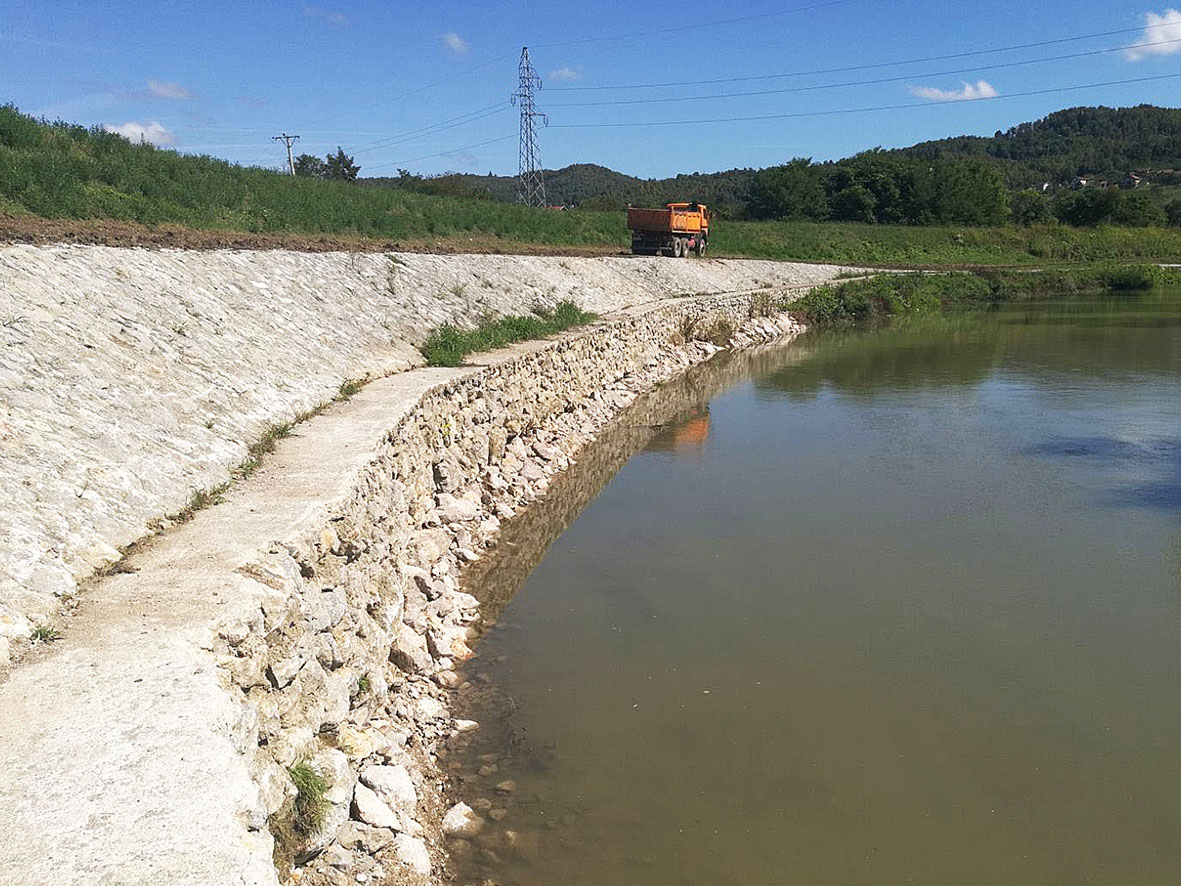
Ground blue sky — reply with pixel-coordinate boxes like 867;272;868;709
4;1;1181;179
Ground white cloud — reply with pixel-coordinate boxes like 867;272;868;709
442;32;469;54
102;121;176;146
146;80;193;100
1125;9;1181;60
909;80;999;102
548;66;580;82
304;6;348;24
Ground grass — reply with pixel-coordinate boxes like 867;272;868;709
287;760;329;836
794;265;1181;329
30;624;62;644
271;759;331;873
421;300;596;366
164;374;372;525
7;106;1181;267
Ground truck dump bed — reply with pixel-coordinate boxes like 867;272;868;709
627;206;705;235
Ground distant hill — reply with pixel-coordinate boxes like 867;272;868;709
364;105;1181;215
896;105;1181;187
363;163;758;217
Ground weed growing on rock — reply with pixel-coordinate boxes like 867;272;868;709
30;624;61;643
287;760;329;836
421;300;596;367
748;292;776;318
700;317;737;346
335;377;367;401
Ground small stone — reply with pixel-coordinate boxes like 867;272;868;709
360;764;416;817
442;802;485;838
477;764;497;777
393;834;431;876
495;779;517;794
471;797;493;813
436;493;480;523
352;783;399;829
322;845;353;870
336;822;394;853
453;718;479;733
489;808;508;822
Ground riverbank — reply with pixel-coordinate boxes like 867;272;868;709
0;247;843;886
791;265;1181;329
8;213;1181;269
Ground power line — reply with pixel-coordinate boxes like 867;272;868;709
271;133;300;174
363;134;517;173
296;51;517;131
546;37;1181;108
351;103;512;155
532;0;853;49
513;47;547;207
548;70;1181;129
546;23;1173;92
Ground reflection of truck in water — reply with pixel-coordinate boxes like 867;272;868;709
647;407;711;452
627;202;710;257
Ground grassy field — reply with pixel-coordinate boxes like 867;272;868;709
6;105;1181;267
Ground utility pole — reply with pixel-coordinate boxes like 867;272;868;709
272;133;300;175
511;47;547;207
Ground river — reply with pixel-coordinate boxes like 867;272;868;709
446;293;1181;886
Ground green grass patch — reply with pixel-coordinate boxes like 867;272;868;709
30;624;62;644
286;760;329;837
421;300;596;367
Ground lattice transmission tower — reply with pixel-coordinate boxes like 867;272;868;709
512;47;548;207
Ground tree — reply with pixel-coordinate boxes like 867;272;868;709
1110;189;1167;227
747;158;827;220
1010;189;1054;225
931;161;1010;225
324;147;359;182
292;153;325;178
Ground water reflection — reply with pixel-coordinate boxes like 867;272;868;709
447;293;1181;886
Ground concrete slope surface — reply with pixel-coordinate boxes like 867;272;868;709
0;246;847;657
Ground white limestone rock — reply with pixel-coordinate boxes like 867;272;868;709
442;802;485;838
352;783;399;830
393;834;432;876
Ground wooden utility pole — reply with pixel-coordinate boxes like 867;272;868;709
272;133;300;175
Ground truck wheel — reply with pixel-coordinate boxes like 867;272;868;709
673;238;684;258
696;238;706;257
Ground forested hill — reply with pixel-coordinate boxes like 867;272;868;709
897;105;1181;187
364;163;757;213
366;105;1181;214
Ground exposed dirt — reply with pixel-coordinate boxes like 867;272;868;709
0;215;625;257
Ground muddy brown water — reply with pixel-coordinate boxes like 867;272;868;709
446;294;1181;886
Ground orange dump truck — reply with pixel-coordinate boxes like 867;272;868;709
627;202;710;257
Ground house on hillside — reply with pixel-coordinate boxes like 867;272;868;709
1120;172;1143;189
1071;176;1089;190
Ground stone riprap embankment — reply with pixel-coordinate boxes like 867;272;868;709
0;246;848;660
0;245;851;886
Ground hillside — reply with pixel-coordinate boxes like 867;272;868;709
368;105;1181;215
364;164;758;215
898;104;1181;187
